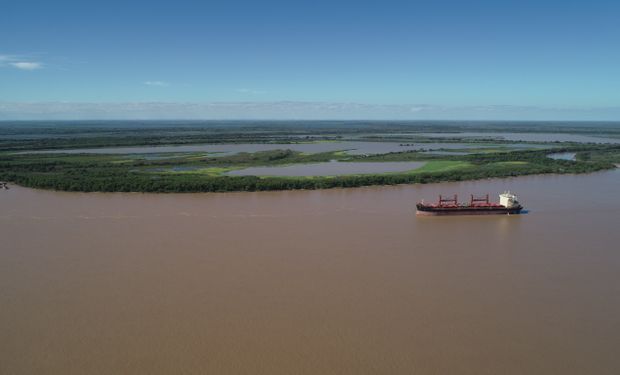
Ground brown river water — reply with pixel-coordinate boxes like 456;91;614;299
1;169;620;374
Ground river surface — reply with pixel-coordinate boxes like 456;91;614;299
2;170;620;374
416;132;620;143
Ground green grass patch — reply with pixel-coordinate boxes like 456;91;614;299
489;161;529;166
408;160;473;174
153;166;239;176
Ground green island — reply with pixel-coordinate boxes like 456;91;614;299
1;121;619;193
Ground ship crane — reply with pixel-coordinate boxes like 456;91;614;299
438;194;458;206
470;194;490;206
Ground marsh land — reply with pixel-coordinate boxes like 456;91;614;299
1;120;619;192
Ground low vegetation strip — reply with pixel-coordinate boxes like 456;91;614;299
406;160;472;174
1;144;617;192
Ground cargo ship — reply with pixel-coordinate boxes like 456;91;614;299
416;192;523;216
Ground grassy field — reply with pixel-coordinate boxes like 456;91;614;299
407;160;473;174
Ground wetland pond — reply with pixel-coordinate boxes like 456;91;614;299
415;132;620;143
547;152;577;161
25;141;539;155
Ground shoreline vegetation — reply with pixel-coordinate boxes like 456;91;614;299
1;121;619;193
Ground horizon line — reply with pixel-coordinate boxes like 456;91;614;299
1;118;619;123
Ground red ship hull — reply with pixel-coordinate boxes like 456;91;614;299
416;203;523;216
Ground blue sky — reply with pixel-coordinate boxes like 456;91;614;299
1;0;620;120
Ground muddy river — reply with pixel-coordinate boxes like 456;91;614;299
1;169;620;374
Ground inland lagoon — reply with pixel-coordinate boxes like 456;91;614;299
23;141;507;155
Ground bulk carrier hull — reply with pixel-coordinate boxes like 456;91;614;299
416;192;523;216
416;204;523;216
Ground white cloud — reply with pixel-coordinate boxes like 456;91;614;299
0;54;43;70
409;106;435;113
236;88;266;95
10;61;42;70
144;81;169;87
